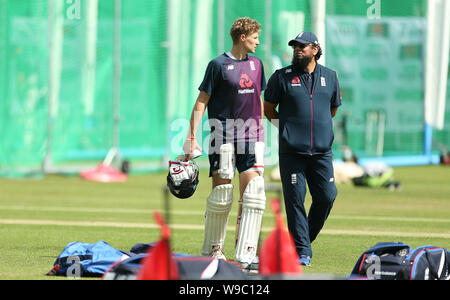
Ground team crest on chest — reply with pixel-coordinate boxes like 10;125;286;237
291;76;301;87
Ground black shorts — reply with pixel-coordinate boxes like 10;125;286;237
208;141;264;177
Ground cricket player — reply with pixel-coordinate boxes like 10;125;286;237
183;17;267;269
264;32;342;266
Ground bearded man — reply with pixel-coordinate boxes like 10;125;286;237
263;32;342;266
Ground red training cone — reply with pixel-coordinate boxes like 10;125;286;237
80;163;127;183
259;198;302;276
137;212;179;280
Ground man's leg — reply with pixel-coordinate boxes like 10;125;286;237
234;141;266;266
201;152;234;259
279;153;312;258
234;171;259;247
234;171;265;265
306;154;337;243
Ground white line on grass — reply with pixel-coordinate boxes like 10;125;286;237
330;215;450;223
1;219;450;239
1;205;449;223
0;205;198;216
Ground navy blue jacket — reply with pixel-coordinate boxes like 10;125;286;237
265;63;342;155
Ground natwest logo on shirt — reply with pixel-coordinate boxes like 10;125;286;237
239;73;253;88
238;73;255;94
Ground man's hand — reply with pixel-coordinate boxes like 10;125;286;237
183;137;203;161
264;101;279;128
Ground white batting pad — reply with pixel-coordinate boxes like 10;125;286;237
201;184;234;256
245;142;265;175
235;176;266;262
254;142;264;166
218;143;235;180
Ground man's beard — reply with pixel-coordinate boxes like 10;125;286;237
292;55;312;71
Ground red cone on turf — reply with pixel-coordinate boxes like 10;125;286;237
80;163;127;183
259;198;302;276
137;212;179;280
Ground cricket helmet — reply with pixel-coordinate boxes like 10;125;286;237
167;159;199;199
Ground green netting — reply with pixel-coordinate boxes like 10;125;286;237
1;0;449;177
52;0;167;163
327;0;429;158
0;0;48;177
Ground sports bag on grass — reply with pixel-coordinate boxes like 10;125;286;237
46;241;129;277
351;242;450;280
103;212;246;280
351;242;411;280
102;254;246;280
396;245;450;280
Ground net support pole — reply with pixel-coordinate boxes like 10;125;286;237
82;0;98;117
165;0;185;165
311;0;326;66
103;0;122;166
424;0;450;160
113;0;121;152
217;0;225;54
164;0;173;165
44;0;64;173
265;0;272;72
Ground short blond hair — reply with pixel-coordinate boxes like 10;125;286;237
230;17;261;44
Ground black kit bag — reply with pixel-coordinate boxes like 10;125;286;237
351;242;450;280
102;254;247;280
396;245;450;280
350;242;411;280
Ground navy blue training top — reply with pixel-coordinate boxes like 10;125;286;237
199;53;266;143
265;63;342;155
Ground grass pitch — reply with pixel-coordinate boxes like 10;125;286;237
0;165;449;280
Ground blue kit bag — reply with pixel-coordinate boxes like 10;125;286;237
47;241;129;277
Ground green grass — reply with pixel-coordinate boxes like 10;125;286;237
0;165;449;279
